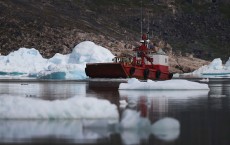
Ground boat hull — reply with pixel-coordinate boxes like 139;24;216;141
85;63;129;78
85;63;172;80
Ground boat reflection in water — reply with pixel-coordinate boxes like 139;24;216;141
119;90;209;114
119;89;210;141
119;90;210;143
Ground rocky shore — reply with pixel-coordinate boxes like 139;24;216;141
1;0;229;73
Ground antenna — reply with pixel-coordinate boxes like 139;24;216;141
148;10;149;34
147;10;150;39
141;0;143;38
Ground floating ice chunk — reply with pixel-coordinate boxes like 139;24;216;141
199;78;209;82
127;77;140;84
172;73;180;78
119;78;209;90
0;95;118;119
189;57;230;77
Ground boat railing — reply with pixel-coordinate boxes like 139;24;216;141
113;56;133;63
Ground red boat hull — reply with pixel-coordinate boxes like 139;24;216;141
85;63;172;80
85;63;128;78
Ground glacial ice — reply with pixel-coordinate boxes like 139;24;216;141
0;41;114;80
188;57;230;77
0;41;229;79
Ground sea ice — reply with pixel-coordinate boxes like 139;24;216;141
119;89;209;109
119;78;209;90
0;95;118;119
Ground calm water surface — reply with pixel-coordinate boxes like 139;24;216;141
0;78;229;145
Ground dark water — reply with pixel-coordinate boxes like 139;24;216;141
0;78;230;145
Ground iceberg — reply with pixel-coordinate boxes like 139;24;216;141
188;57;230;78
68;41;114;63
0;41;114;80
0;48;47;74
225;57;230;69
119;78;209;90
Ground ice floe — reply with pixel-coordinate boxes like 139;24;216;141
119;78;209;90
0;95;118;119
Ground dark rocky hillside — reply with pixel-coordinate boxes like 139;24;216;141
0;0;229;72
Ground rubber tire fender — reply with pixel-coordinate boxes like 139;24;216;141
143;69;150;80
156;70;161;80
129;67;135;76
168;73;173;79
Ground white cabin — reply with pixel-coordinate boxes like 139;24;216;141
145;48;169;66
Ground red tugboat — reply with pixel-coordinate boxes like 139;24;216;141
85;34;173;80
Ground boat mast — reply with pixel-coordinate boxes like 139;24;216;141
140;0;143;38
148;10;150;39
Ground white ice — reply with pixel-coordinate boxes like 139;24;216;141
0;95;118;119
184;57;230;78
0;93;180;143
1;40;229;79
0;41;114;80
119;78;209;90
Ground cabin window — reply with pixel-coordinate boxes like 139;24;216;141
165;58;168;63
